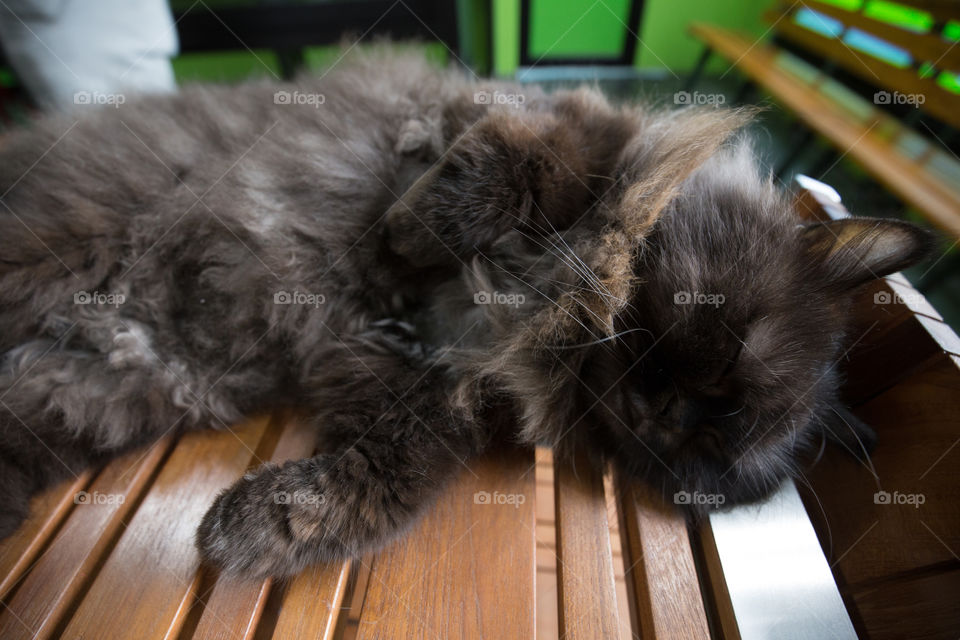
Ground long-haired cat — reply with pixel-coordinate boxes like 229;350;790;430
0;48;931;577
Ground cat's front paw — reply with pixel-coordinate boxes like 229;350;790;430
196;452;398;578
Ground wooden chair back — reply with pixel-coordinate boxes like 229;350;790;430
767;0;960;129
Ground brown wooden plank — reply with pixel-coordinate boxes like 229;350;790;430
271;562;352;640
354;446;536;640
0;438;174;640
803;1;960;70
191;413;324;640
59;417;271;639
801;354;960;586
693;521;742;640
791;174;960;635
848;567;960;640
534;446;559;640
769;15;960;130
689;23;960;239
897;0;960;23
0;470;92;601
553;452;620;639
617;481;711;640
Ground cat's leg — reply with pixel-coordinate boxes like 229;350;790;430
196;324;489;577
385;94;634;268
0;329;253;536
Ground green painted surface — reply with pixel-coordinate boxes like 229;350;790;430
172;49;282;84
943;20;960;43
937;71;960;94
493;0;521;76
817;0;862;10
528;0;629;59
635;0;777;74
863;0;933;33
492;0;777;76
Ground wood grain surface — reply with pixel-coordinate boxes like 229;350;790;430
354;446;536;640
553;453;621;639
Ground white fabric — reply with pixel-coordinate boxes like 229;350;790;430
0;0;179;110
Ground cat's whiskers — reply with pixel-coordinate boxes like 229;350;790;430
535;199;618;305
794;469;834;556
474;249;603;341
710;405;745;419
504;227;628;333
500;198;610;300
513;228;629;325
548;326;655;350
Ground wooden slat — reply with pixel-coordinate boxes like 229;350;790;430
553;452;620;639
891;0;960;23
695;522;742;640
803;354;960;585
848;567;960;640
190;414;330;640
354;446;536;640
792;175;960;636
617;481;711;640
802;1;960;70
690;23;960;239
0;438;174;640
58;417;272;639
0;471;91;601
769;13;960;130
270;562;352;640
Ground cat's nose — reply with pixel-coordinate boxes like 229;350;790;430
661;395;705;432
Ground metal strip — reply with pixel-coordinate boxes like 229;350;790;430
706;479;859;640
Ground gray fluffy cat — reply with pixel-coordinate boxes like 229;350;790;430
0;48;930;577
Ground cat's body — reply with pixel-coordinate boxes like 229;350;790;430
0;49;931;577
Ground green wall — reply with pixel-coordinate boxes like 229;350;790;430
167;0;777;82
493;0;776;76
637;0;775;72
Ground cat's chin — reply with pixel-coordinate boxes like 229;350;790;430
676;427;726;462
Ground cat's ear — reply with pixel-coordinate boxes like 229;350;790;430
803;217;932;290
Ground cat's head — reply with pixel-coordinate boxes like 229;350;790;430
506;143;932;513
577;147;930;512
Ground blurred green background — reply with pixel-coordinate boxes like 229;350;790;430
166;0;776;82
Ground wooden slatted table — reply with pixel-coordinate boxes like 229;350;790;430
1;178;956;638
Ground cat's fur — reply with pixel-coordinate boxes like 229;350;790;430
0;48;931;577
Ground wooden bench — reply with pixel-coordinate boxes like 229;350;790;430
688;1;960;240
1;179;957;638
